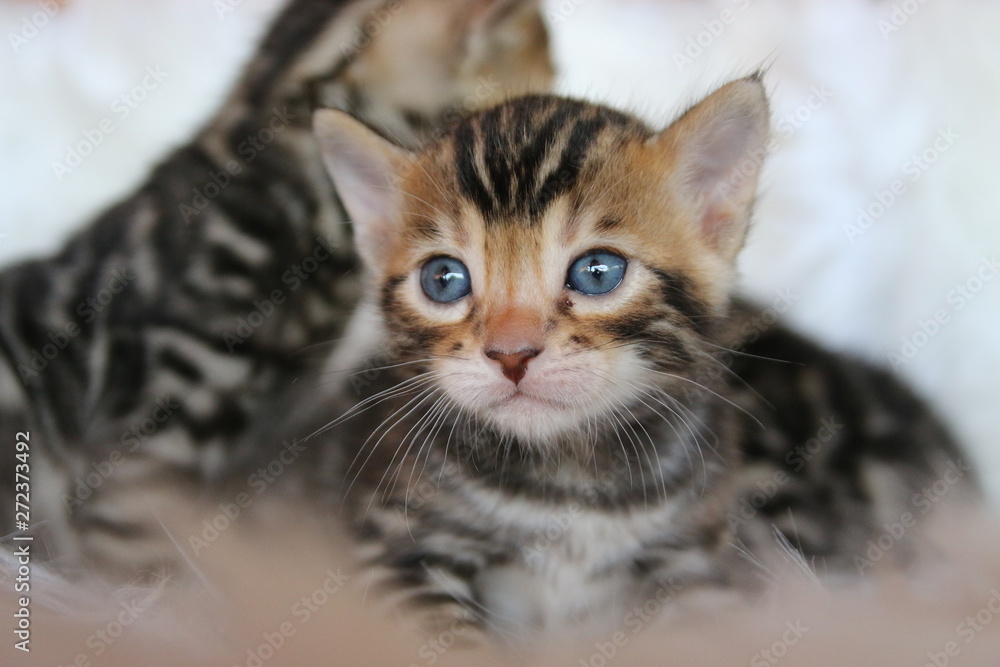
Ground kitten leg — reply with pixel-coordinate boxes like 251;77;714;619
65;448;203;579
354;512;501;643
357;555;492;649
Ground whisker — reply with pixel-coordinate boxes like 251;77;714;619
687;346;775;410
699;339;799;365
381;392;450;503
311;371;445;439
623;381;713;494
357;388;443;515
341;384;442;504
598;385;672;505
291;335;352;356
628;363;765;429
339;358;438;378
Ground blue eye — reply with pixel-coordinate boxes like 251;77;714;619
566;250;627;295
420;256;472;303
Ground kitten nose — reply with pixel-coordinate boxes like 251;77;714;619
485;347;542;384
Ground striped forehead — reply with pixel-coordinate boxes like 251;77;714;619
426;197;580;307
449;96;643;223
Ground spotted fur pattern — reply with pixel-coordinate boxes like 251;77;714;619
0;0;553;575
315;78;979;639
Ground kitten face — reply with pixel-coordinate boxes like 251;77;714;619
317;80;770;445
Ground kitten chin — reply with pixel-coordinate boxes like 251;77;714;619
433;346;649;445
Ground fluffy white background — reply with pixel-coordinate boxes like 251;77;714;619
1;0;997;501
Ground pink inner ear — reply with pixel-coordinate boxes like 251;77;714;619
680;123;764;253
699;200;732;247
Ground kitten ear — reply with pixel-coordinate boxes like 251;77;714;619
461;0;552;90
654;75;770;261
313;109;411;272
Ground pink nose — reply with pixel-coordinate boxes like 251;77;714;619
485;347;542;384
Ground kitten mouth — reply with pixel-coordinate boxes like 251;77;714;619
498;388;565;409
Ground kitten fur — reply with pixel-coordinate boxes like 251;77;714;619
0;0;553;576
314;77;977;639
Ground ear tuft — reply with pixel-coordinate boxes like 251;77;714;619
656;76;771;260
312;109;411;272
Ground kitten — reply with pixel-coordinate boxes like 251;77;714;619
0;0;552;576
313;75;978;639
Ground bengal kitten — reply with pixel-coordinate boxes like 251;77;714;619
314;76;978;639
0;0;552;576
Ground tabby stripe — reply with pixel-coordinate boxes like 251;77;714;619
532;114;605;216
175;142;317;255
209;245;257;278
454;98;631;221
455;121;496;217
242;0;354;107
513;109;567;214
501;101;556;209
380;274;408;311
101;335;148;419
643;330;693;367
157;347;203;382
388;551;480;581
480;105;513;212
184;399;248;442
6;266;90;439
651;269;708;332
